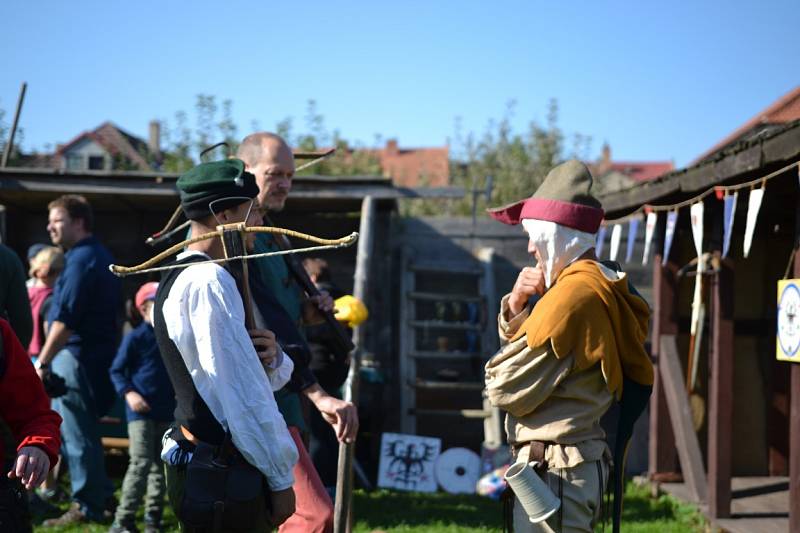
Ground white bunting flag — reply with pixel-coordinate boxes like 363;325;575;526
662;210;678;266
689;201;704;258
688;202;705;348
595;225;607;258
609;224;623;262
625;217;640;264
722;192;738;259
642;211;657;265
743;187;764;258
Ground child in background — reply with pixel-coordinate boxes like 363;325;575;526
25;243;47;287
25;245;66;513
109;282;175;533
27;246;64;359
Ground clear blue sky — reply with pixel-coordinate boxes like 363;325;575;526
2;0;798;168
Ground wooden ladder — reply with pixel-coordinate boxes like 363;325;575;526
399;247;503;448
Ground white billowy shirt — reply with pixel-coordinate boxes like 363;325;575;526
162;250;299;491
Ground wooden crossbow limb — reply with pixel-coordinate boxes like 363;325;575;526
112;225;358;277
145;148;337;247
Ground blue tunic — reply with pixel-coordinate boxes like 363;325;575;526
109;321;176;422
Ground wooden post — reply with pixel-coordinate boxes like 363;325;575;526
649;253;679;478
1;82;26;168
333;196;375;533
768;363;790;475
707;256;733;519
791;363;800;533
660;335;707;503
790;202;800;533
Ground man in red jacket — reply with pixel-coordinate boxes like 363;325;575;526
0;318;62;531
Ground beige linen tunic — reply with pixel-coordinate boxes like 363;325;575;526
486;293;614;469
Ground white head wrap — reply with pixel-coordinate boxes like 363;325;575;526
521;219;596;288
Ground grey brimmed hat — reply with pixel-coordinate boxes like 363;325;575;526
487;159;604;233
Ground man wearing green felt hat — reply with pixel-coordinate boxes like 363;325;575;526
152;158;299;530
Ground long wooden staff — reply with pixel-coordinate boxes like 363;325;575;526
333;196;375;533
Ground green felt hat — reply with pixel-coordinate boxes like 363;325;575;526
177;159;259;220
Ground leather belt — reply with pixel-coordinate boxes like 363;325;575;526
512;440;553;475
180;425;199;445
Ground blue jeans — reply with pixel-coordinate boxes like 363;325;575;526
51;348;111;519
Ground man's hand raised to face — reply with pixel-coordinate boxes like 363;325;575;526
508;266;546;317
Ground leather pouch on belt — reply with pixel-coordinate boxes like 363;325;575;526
180;440;270;530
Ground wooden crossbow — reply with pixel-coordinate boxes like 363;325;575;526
110;221;358;331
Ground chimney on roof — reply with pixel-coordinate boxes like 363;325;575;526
148;120;161;157
385;138;398;156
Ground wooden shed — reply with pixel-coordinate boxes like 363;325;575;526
597;119;800;532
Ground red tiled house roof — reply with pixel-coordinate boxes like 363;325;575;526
605;161;674;182
56;121;152;170
589;142;674;188
368;140;450;187
692;85;800;164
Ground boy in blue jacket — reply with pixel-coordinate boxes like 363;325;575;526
109;282;175;533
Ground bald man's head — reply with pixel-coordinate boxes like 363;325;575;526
237;132;295;212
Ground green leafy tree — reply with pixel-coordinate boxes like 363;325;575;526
285;100;381;176
160;110;194;172
0;101;26;165
403;98;591;217
158;96;380;175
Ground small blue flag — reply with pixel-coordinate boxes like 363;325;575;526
662;210;678;266
625;217;640;264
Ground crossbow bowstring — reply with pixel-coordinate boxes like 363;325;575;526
111;225;358;277
145;146;337;247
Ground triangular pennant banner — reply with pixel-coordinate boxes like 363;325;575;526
722;192;738;259
743;188;764;258
609;224;623;261
690;201;704;258
662;210;678;266
625;217;640;264
596;225;607;258
642;211;657;265
688;201;705;349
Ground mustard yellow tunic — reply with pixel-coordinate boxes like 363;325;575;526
484;260;652;532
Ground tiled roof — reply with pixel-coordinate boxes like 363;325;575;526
56;121;152;170
692;85;800;164
366;140;450;187
606;161;675;182
589;143;674;187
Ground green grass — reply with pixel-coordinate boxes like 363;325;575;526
33;481;705;532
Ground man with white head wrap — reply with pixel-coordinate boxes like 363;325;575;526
485;160;654;533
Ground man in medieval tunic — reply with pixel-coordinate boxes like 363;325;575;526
484;160;654;532
153;160;299;530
